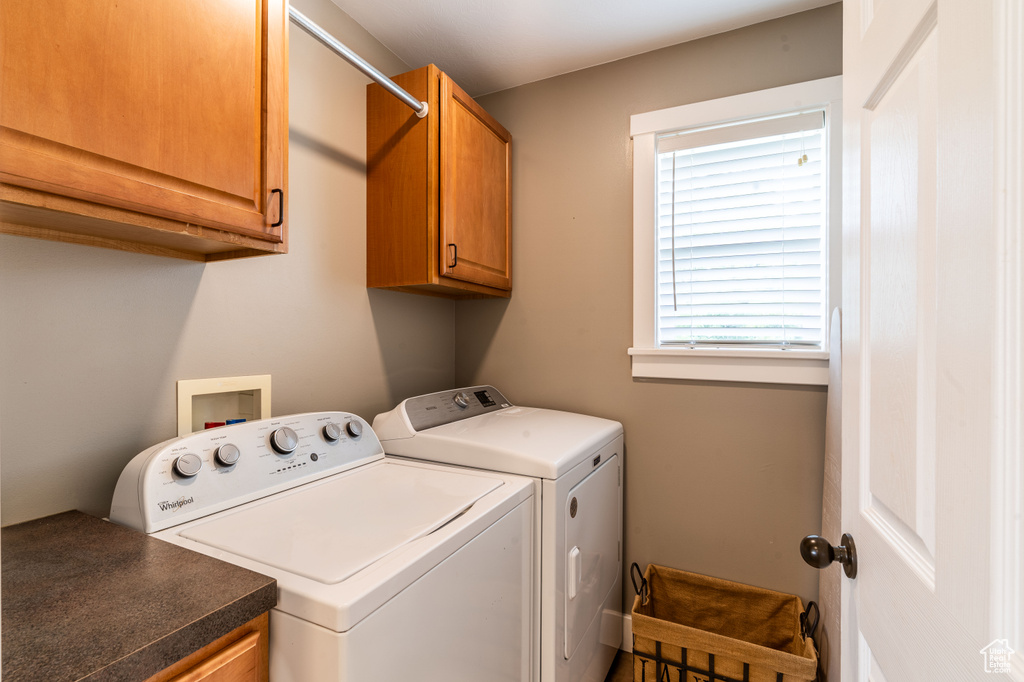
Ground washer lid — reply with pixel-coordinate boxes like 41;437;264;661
380;406;623;479
179;460;500;584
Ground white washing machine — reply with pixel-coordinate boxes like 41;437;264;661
373;386;623;682
109;411;535;681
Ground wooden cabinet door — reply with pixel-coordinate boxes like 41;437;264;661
439;73;512;290
166;631;261;682
0;0;287;242
146;613;269;682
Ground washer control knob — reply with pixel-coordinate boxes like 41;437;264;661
173;453;203;478
453;391;471;408
270;427;299;454
345;420;363;439
322;423;343;442
215;443;241;467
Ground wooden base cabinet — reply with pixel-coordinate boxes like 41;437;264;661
367;64;512;299
0;0;288;262
145;613;269;682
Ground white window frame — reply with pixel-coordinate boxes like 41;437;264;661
629;76;842;385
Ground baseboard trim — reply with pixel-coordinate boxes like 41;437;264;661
621;613;632;651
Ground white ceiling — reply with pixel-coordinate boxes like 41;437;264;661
328;0;837;96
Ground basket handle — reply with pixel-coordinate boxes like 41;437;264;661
630;562;649;606
801;601;820;639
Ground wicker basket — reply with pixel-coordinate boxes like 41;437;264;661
631;564;817;682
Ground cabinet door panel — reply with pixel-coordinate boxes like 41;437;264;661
167;631;260;682
0;0;285;241
439;73;511;290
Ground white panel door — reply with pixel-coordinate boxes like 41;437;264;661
842;0;1022;679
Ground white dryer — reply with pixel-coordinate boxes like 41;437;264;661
373;386;623;682
110;411;535;682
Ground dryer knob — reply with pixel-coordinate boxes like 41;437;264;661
453;391;471;408
173;453;203;478
215;443;241;467
345;420;363;439
270;426;299;454
322;423;343;442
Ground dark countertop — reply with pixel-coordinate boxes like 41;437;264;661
2;510;276;682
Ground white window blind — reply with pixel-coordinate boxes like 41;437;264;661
656;110;827;348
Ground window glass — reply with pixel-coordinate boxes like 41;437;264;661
629;76;841;384
656;112;826;348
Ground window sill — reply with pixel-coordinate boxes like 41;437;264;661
628;347;829;385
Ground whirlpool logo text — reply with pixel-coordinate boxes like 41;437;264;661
157;496;195;512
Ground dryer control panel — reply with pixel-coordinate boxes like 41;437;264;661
401;385;511;432
110;412;385;533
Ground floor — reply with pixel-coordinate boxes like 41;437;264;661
603;649;632;682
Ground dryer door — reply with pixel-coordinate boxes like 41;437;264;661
564;454;620;659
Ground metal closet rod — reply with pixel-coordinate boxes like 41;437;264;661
288;6;429;118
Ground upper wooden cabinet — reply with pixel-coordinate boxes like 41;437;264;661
367;64;511;298
0;0;288;261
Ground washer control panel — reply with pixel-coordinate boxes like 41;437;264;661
402;386;511;432
110;412;383;533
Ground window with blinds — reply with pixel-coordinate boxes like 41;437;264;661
655;110;827;349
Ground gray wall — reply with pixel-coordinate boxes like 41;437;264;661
459;3;843;604
0;0;454;525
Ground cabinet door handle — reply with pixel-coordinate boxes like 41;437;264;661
270;188;284;228
448;243;457;267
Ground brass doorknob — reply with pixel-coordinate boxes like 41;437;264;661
800;533;857;579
